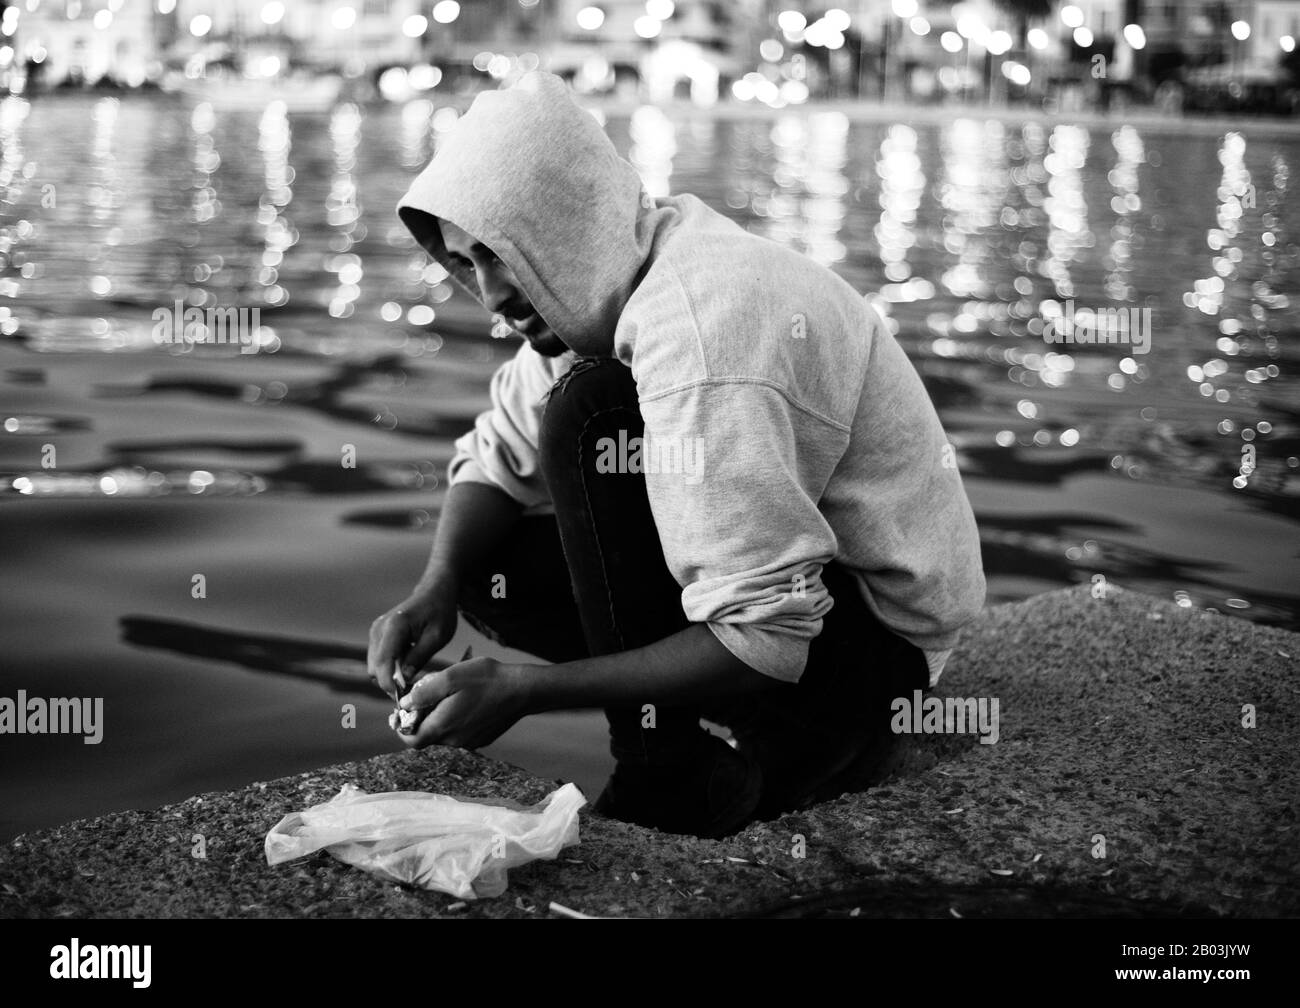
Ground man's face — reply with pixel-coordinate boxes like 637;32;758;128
438;219;569;358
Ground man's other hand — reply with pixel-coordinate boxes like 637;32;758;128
367;579;460;699
396;656;535;750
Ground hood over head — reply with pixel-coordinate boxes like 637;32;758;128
397;71;671;352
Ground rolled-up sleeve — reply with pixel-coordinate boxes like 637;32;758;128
448;343;564;511
637;381;845;682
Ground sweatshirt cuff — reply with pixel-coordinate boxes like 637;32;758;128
706;621;811;685
447;455;491;488
446;456;555;516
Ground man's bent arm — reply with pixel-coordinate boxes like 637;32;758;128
414;480;523;593
371;480;525;693
523;623;783;712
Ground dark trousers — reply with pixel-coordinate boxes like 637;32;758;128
456;358;930;796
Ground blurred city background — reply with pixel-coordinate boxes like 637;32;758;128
3;1;1300;113
0;1;1297;839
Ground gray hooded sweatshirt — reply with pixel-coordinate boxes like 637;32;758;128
398;71;984;686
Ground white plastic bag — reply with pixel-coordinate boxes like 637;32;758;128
265;782;586;899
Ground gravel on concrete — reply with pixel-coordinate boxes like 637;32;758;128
2;585;1295;918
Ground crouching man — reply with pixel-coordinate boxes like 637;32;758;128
367;72;985;838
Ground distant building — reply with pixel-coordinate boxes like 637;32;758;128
1243;0;1300;65
1092;1;1300;83
546;0;745;98
169;0;426;68
14;0;161;86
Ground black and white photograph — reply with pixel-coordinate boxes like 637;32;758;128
0;0;1294;972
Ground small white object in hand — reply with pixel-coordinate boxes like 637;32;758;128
391;707;420;733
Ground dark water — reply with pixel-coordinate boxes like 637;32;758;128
1;94;1297;839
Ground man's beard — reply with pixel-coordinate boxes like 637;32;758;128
527;330;570;358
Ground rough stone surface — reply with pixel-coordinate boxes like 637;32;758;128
2;585;1296;918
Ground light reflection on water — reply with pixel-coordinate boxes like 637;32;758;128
0;94;1297;837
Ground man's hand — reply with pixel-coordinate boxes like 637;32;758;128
368;481;525;700
367;578;460;699
396;656;535;750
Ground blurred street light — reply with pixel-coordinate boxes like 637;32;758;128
576;6;604;30
261;2;285;25
910;17;929;36
332;6;357;31
1283;35;1296;53
824;9;850;33
1061;5;1084;30
1027;27;1048;50
1230;21;1250;42
891;0;917;17
633;15;660;38
410;65;441;89
940;30;962;53
403;14;429;36
954;6;985;43
1073;26;1093;48
189;14;212;37
1123;24;1145;50
432;1;460;24
646;0;674;20
777;11;806;34
1003;61;1030;87
803;19;845;48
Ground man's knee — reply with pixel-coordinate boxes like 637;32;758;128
440;515;588;662
539;357;639;468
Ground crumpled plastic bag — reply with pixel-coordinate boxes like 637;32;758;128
265;782;586;899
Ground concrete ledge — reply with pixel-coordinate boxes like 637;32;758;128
2;585;1296;918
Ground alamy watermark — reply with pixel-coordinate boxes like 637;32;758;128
151;301;265;354
594;429;705;486
890;690;1000;745
50;940;150;988
1042;300;1152;355
0;691;103;744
